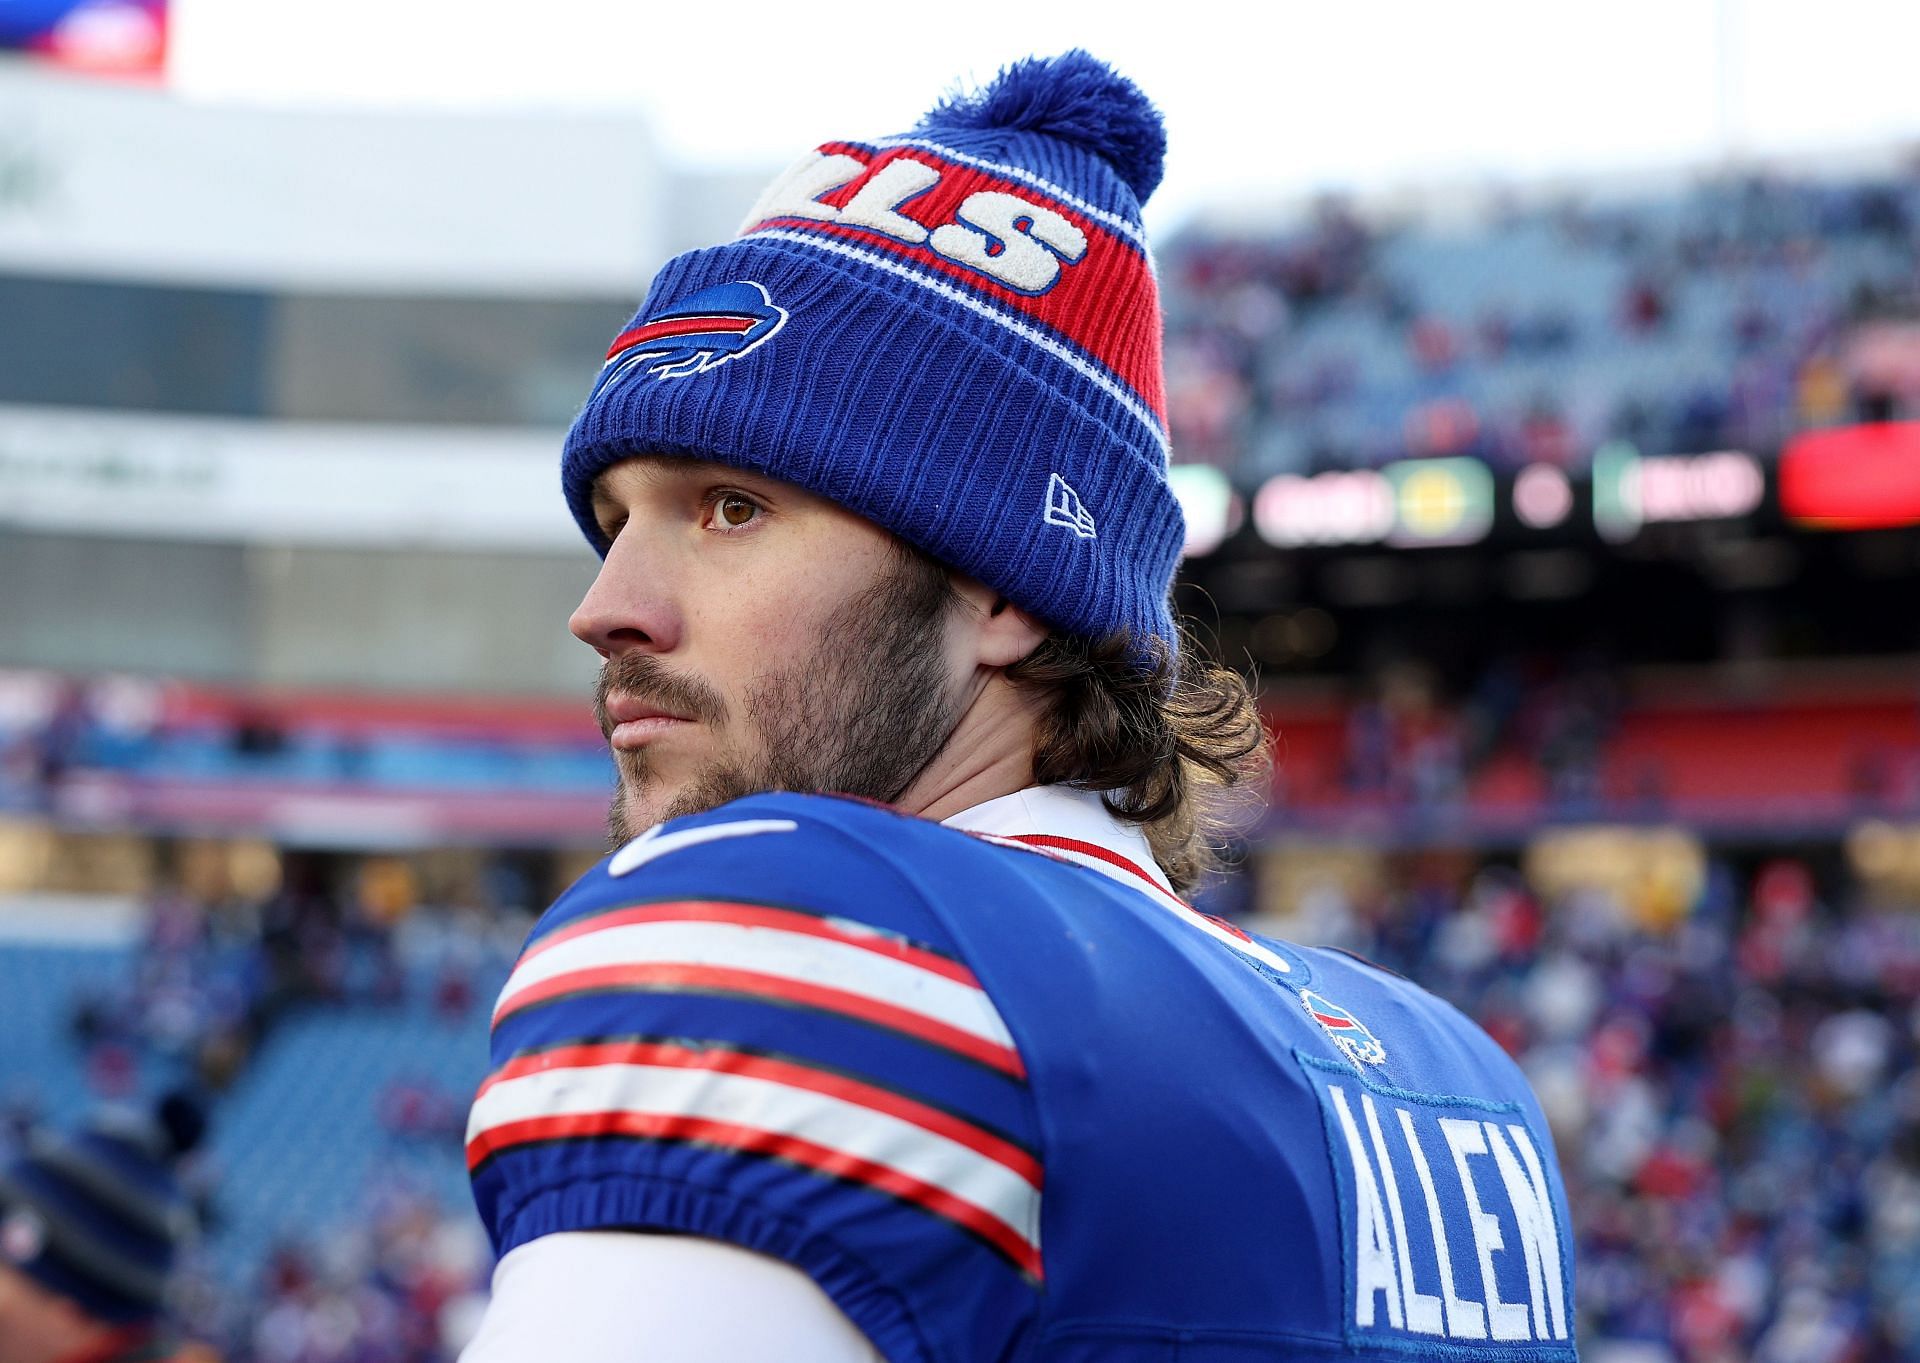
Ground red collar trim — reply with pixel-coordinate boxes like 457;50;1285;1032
1002;834;1187;906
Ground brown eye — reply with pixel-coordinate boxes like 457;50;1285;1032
717;495;759;528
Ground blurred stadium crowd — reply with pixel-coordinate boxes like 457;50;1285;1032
1163;167;1919;477
4;849;521;1360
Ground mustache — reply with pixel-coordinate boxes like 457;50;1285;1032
593;652;729;739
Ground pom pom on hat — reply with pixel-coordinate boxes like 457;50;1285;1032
918;49;1167;205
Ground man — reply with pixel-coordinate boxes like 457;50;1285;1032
0;1097;211;1363
460;52;1579;1363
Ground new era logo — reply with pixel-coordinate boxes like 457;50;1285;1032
1044;473;1097;539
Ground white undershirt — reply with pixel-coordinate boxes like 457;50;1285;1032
456;1231;885;1363
457;786;1168;1363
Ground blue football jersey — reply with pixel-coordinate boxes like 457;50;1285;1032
467;792;1578;1362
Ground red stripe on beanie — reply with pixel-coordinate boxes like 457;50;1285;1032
745;144;1164;424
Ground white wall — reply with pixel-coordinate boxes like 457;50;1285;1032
0;403;607;694
0;529;600;695
0;403;577;550
0;61;663;293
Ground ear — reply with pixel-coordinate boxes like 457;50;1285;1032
949;575;1048;669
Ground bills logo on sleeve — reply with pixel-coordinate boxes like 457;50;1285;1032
1299;1056;1575;1355
591;281;789;398
1300;988;1388;1067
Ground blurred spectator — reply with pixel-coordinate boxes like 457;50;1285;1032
1798;354;1852;425
0;1094;213;1363
1518;401;1578;468
28;680;91;814
227;1182;489;1363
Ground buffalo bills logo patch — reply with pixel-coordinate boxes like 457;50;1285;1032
591;280;788;397
1300;988;1387;1066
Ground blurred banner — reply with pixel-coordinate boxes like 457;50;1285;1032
0;59;664;291
0;402;576;549
0;0;166;77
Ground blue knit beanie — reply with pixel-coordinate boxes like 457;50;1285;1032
561;51;1184;667
0;1094;204;1324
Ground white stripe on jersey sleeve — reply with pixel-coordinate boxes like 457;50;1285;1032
466;1059;1042;1254
493;918;1015;1051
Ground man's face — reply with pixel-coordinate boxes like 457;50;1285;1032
0;1260;103;1363
573;456;967;842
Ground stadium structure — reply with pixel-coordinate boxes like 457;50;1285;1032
4;42;1920;1363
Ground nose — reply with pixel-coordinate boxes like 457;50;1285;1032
569;529;684;657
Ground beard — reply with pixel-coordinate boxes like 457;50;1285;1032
596;547;962;844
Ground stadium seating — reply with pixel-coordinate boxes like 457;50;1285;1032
1165;173;1918;477
0;943;151;1127
1266;683;1920;834
204;971;498;1277
1;940;503;1283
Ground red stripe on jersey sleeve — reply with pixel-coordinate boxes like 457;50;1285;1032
466;1109;1044;1281
493;962;1026;1080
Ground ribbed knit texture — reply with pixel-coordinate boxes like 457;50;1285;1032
0;1104;200;1323
561;51;1185;666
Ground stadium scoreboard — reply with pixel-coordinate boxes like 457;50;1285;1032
1171;420;1920;560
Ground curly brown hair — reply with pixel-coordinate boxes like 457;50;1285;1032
1002;627;1272;897
893;537;1271;896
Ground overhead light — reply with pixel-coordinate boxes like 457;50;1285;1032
1594;443;1766;541
1513;464;1574;531
1383;457;1495;547
1168;464;1243;558
1253;471;1395;548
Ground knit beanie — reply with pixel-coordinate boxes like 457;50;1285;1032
561;50;1185;668
0;1094;204;1324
